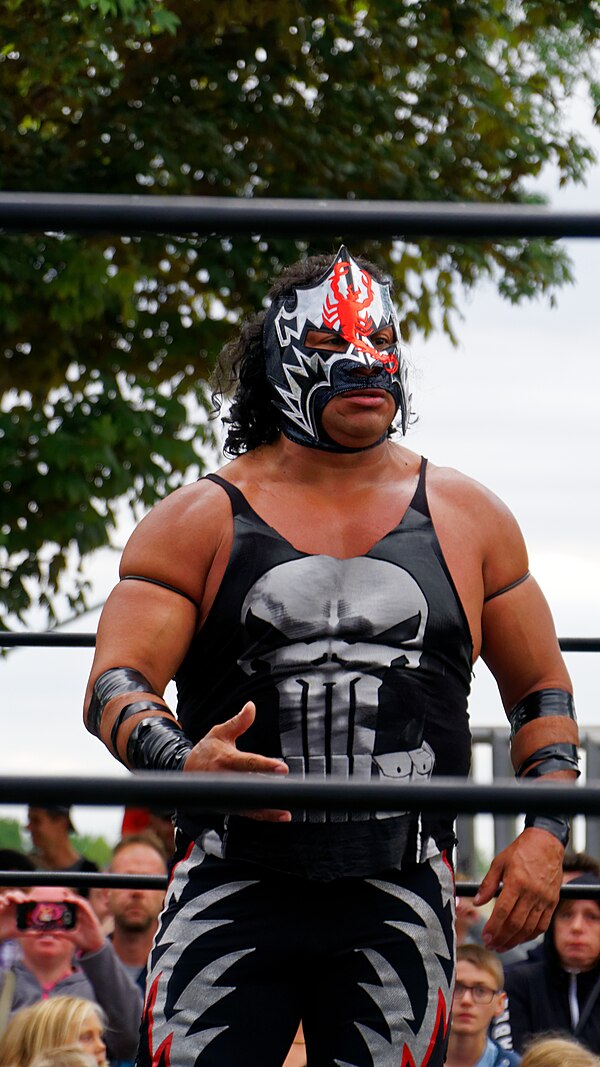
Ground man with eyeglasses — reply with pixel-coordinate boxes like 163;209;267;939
446;944;521;1067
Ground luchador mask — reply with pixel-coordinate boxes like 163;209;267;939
263;246;410;452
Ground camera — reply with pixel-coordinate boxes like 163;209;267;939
16;900;77;932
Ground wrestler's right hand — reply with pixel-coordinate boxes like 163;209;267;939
182;701;291;823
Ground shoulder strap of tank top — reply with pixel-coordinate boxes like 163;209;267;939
203;472;249;516
409;457;430;518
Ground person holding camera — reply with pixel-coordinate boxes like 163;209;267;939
0;886;142;1063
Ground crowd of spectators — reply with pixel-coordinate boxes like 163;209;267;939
1;811;600;1067
0;808;170;1067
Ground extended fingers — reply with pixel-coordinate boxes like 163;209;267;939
209;701;256;743
483;884;553;951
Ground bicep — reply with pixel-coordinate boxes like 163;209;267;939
481;574;572;712
85;579;198;708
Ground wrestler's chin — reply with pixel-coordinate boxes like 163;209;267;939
321;392;396;450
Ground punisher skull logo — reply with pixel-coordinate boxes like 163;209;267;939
238;555;434;822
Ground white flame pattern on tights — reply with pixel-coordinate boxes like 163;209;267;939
145;843;257;1066
335;854;454;1067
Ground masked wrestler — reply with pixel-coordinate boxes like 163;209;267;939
84;248;578;1067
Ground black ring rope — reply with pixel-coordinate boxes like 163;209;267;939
1;632;597;651
0;773;594;816
0;872;166;889
1;193;600;238
0;872;598;899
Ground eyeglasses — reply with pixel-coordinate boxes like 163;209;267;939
454;982;499;1005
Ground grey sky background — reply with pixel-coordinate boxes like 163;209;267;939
2;99;599;848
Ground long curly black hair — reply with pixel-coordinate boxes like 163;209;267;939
211;252;392;456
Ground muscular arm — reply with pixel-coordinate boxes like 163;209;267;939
474;498;578;951
84;479;290;819
83;482;215;763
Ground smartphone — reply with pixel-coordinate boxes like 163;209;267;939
16;900;77;932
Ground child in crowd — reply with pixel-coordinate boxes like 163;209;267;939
520;1036;600;1067
446;944;520;1067
0;995;108;1067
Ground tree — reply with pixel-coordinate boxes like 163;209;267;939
1;0;599;626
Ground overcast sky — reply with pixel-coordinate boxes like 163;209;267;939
2;101;599;849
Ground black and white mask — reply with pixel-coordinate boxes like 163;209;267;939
263;246;410;452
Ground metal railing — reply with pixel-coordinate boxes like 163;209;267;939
1;192;600;238
457;729;600;873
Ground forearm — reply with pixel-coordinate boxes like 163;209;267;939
85;666;193;771
509;688;580;844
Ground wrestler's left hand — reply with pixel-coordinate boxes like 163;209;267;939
183;701;292;823
474;827;564;951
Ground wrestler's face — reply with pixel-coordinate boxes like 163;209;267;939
314;323;399;449
263;246;409;452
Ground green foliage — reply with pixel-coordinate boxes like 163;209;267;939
72;834;113;868
0;820;112;868
0;818;25;851
1;0;599;624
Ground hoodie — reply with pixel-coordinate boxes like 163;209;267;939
7;939;143;1062
500;875;600;1055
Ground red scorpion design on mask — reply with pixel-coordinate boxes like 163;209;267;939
322;261;398;374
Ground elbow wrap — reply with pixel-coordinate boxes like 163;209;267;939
126;717;193;772
509;688;576;740
87;667;157;738
517;743;580;779
511;689;579;848
110;701;173;755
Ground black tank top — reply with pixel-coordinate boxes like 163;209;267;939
175;458;473;879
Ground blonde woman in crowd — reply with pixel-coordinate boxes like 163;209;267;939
0;996;108;1067
30;1051;97;1067
520;1036;600;1067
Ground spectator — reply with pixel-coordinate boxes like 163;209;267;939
31;1052;97;1067
520;1035;600;1067
499;853;600;970
121;810;175;862
0;886;142;1063
446;944;520;1067
562;854;600;882
0;851;36;972
87;888;114;940
26;809;98;894
503;875;600;1054
106;834;168;990
0;995;107;1067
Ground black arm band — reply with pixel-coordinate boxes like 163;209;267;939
524;813;571;847
509;688;576;740
484;570;530;603
518;737;579;847
110;701;173;755
126;717;194;772
87;667;157;738
120;575;200;610
517;743;580;778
